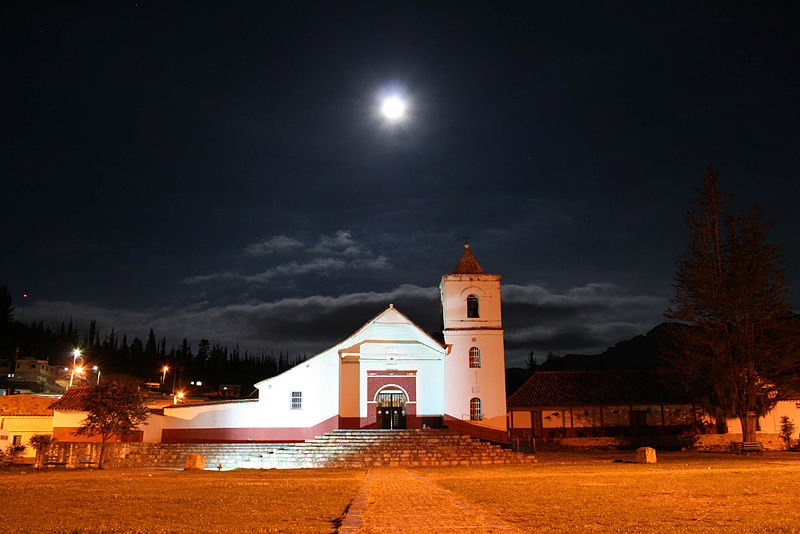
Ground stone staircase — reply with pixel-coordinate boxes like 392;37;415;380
110;429;535;469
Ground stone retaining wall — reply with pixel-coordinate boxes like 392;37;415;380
550;432;786;451
46;442;228;469
695;432;785;451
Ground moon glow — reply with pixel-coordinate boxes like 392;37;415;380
381;95;407;121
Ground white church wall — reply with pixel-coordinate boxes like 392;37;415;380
256;348;341;428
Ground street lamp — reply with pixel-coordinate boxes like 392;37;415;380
93;365;101;385
161;365;169;385
68;349;83;388
69;365;84;388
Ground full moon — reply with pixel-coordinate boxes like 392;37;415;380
380;96;407;121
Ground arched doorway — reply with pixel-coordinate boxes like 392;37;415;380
375;387;407;429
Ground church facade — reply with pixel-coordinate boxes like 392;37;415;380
53;245;510;443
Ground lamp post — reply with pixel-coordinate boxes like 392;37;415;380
69;365;84;388
93;365;101;385
68;349;82;388
161;365;169;386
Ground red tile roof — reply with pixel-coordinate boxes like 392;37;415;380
0;394;56;416
48;386;94;411
507;370;694;408
452;244;485;274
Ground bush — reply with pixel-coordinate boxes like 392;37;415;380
0;445;27;465
779;416;795;449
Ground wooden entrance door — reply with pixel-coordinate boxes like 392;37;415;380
531;410;543;438
376;391;406;429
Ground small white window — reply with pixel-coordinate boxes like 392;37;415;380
470;397;482;421
469;347;481;368
291;391;302;410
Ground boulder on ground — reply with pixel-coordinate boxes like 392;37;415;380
184;453;205;470
636;447;657;464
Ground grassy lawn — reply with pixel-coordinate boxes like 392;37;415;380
421;451;800;533
2;452;800;533
0;467;366;533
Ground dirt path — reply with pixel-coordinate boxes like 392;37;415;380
338;467;523;533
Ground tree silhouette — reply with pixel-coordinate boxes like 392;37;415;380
75;379;150;468
665;166;800;443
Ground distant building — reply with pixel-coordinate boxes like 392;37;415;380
6;357;65;395
508;370;699;440
508;370;800;449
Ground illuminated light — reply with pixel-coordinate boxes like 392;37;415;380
162;366;169;373
93;366;98;371
72;349;81;359
177;391;184;398
381;96;407;121
75;365;84;374
196;381;203;386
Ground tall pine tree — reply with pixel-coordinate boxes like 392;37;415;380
665;167;800;442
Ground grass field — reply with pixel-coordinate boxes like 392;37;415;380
2;451;800;533
0;467;365;533
425;451;800;533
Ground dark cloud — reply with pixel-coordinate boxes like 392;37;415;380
244;235;304;256
26;281;667;366
182;230;391;286
501;283;668;365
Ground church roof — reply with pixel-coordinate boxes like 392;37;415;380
507;371;694;408
452;244;484;274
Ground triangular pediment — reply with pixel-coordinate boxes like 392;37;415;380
255;304;446;388
339;305;446;355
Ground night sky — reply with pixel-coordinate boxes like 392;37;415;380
3;2;799;366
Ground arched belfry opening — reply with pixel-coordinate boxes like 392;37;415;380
466;294;479;318
375;386;407;429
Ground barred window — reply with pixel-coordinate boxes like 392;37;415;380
470;397;482;421
469;347;481;368
291;391;302;410
466;294;479;318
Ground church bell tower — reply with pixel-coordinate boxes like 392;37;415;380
440;244;507;439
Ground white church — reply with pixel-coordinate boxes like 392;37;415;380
53;245;510;444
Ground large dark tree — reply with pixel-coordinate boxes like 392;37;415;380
74;380;150;468
665;167;799;443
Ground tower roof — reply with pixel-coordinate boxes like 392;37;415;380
452;244;485;274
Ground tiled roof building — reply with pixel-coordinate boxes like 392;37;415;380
508;370;693;408
48;386;94;411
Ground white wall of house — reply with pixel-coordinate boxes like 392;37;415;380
724;399;800;438
0;415;53;459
